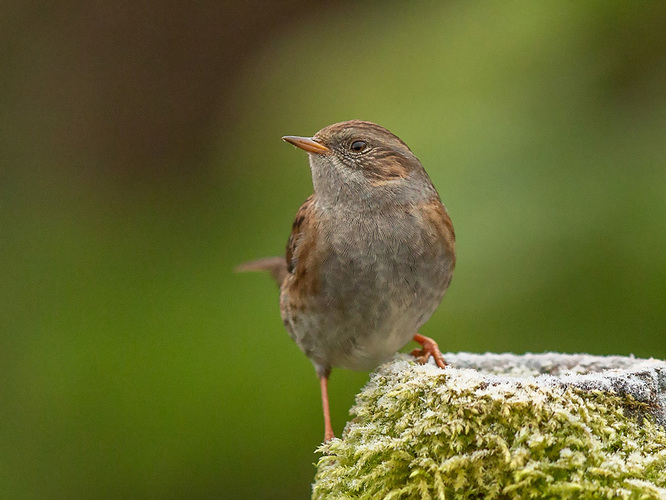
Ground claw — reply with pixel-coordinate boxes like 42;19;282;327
412;334;447;369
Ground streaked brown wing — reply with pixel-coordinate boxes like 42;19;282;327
286;194;315;275
419;198;456;269
284;194;326;303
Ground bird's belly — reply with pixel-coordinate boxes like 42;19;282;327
283;239;451;371
330;262;446;370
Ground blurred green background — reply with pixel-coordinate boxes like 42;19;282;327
2;1;666;498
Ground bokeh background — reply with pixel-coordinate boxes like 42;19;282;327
2;1;666;498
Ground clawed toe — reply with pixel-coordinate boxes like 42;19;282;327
410;348;429;365
411;334;448;369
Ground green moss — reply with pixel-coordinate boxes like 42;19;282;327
313;360;666;499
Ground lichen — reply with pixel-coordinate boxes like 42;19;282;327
313;356;666;499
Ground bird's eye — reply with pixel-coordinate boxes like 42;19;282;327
350;140;367;152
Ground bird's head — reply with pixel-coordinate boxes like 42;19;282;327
283;120;434;207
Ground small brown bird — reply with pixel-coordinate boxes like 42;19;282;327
238;120;455;442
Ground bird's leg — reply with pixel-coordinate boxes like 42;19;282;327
411;333;447;369
319;375;335;442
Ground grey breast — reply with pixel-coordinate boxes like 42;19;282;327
306;208;451;370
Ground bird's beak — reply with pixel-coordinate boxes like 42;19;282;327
282;135;330;155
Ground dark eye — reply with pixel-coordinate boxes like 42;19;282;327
350;140;367;152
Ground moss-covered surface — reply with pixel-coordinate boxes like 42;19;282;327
313;357;666;499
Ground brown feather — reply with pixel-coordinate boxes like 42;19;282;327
419;198;456;269
235;256;288;286
284;195;324;311
286;195;314;274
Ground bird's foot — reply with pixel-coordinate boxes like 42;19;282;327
411;334;447;369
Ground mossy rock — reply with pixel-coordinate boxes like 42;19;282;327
313;353;666;499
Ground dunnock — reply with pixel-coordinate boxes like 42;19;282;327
238;120;455;441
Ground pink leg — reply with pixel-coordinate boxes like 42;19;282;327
320;375;335;442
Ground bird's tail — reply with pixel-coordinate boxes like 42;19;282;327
235;256;288;287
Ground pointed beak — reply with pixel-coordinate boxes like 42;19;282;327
282;135;330;155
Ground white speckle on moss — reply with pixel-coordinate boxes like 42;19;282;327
313;353;666;499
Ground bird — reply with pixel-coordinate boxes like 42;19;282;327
237;120;455;442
